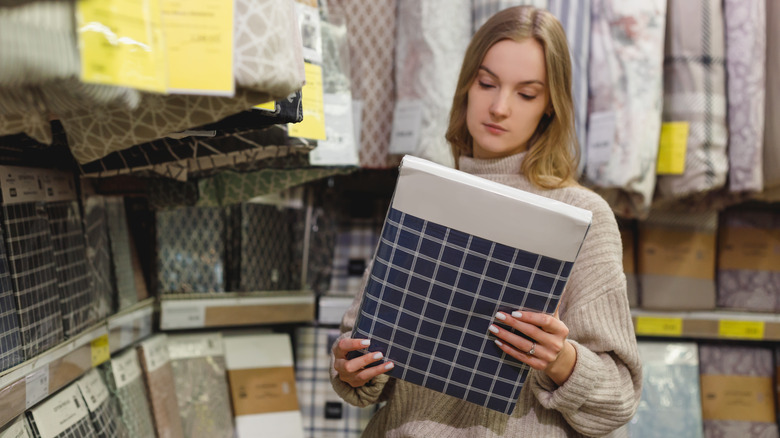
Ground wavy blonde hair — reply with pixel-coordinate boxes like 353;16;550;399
445;6;579;189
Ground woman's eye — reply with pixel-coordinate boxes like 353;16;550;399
519;93;536;100
478;81;495;89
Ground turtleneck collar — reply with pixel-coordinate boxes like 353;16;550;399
458;152;527;176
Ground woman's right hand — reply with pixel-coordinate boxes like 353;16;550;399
333;338;394;388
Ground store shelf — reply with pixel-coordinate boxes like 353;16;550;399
0;297;154;429
632;309;780;341
159;291;316;330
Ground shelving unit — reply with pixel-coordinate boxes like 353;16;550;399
159;291;316;330
0;298;154;428
632;309;780;341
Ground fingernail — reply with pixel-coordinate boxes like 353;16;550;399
361;340;370;346
495;312;506;321
495;339;503;347
384;362;394;370
373;352;383;360
488;324;499;334
511;311;522;319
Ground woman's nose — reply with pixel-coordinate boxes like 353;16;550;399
490;93;511;118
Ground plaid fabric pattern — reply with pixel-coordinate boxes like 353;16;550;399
100;362;156;438
170;355;235;438
104;197;137;310
295;326;376;438
88;396;129;438
227;203;294;291
351;208;574;415
83;196;116;319
156;206;225;294
656;0;728;200
1;202;63;358
45;200;94;338
0;229;23;372
328;218;381;297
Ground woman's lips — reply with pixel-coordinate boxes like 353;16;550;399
484;123;507;134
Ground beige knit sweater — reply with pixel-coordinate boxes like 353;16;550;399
330;152;642;437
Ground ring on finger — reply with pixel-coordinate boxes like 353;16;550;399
528;342;536;356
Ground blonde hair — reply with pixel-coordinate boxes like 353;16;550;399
445;6;579;189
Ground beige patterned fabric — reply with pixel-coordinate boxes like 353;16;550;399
329;0;398;169
763;0;780;195
0;87;51;143
234;0;305;96
59;89;274;163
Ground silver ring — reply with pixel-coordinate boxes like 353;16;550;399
528;342;536;356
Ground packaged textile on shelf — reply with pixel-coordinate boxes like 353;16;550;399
0;416;32;438
637;210;717;310
295;326;376;438
82;193;116;318
26;383;98;438
629;341;703;438
167;332;234;438
156;206;226;294
75;368;129;438
0;224;23;372
100;349;156;438
104;197;138;310
137;334;185;438
226;202;295;292
40;169;95;338
0;165;63;358
717;208;780;312
699;344;778;437
348;155;592;414
224;332;304;438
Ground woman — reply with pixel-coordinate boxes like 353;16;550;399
331;6;642;437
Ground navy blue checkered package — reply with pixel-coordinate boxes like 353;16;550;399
349;155;592;415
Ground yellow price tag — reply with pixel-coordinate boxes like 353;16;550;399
718;320;765;340
254;101;276;112
76;0;168;92
656;122;689;174
288;62;327;140
161;0;234;95
90;334;111;367
635;317;683;337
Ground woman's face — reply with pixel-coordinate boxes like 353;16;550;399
466;38;550;159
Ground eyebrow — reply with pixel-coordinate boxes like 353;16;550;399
478;66;545;87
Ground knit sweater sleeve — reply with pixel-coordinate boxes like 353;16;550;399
528;192;643;437
329;263;394;408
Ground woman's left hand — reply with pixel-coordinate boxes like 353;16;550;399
489;310;577;386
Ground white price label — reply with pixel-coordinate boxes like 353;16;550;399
389;100;423;155
141;335;170;372
112;350;142;389
585;111;617;175
162;304;205;329
25;367;49;409
76;369;109;412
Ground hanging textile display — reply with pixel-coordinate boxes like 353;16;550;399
471;0;549;33
137;335;186;438
328;0;397;168
156;206;226;294
0;87;51;144
655;0;728;201
393;0;471;168
547;0;590;176
723;0;766;193
75;369;130;438
762;0;780;201
586;0;666;218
